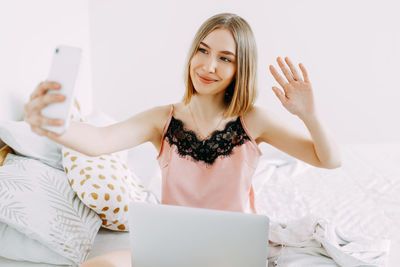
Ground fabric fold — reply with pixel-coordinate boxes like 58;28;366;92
267;215;390;267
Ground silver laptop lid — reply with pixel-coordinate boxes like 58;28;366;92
128;202;269;267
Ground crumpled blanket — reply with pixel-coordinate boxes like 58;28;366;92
267;215;391;267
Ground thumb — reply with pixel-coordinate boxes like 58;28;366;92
272;86;286;103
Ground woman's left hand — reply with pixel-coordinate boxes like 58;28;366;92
269;57;316;120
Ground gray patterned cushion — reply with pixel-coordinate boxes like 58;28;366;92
0;153;102;265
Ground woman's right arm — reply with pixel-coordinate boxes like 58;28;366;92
24;81;166;157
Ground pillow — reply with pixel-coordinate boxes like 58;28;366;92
62;146;152;231
0;221;73;265
0;100;84;171
0;120;64;170
0;153;102;265
0;144;13;166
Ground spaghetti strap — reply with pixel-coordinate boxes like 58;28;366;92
161;104;174;141
240;115;262;156
156;104;174;159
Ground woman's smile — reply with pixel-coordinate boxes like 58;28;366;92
197;73;218;84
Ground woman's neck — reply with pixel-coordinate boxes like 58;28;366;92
188;93;226;122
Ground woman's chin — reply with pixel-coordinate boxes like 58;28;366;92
193;87;226;97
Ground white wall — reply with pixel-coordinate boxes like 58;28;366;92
2;0;399;144
0;0;93;120
89;0;400;144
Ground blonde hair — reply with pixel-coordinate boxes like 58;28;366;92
183;13;258;118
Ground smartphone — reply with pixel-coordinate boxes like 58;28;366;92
41;45;82;134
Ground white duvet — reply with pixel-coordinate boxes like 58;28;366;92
267;215;390;266
253;143;399;266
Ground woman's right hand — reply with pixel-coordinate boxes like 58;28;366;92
24;81;66;138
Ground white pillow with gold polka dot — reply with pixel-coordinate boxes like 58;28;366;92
62;146;149;231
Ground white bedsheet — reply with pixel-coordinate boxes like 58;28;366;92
87;228;131;259
267;215;390;266
254;143;400;266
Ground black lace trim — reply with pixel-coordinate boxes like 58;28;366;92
164;116;250;165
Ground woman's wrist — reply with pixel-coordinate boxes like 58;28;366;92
298;112;319;124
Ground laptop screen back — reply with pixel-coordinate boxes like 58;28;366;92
128;203;269;267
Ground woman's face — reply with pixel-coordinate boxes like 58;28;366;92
190;28;237;97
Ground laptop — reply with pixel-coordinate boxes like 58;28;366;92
128;202;270;267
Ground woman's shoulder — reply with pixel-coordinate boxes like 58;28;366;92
149;104;173;116
146;103;180;132
242;105;275;142
149;102;183;115
243;105;274;123
146;103;172;120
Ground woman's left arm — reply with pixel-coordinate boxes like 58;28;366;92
297;113;342;169
267;57;342;169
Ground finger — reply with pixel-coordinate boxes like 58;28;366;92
277;57;295;82
30;81;62;100
25;94;65;125
31;93;65;113
269;65;288;90
272;86;287;103
24;94;65;126
31;115;64;127
31;125;47;136
46;129;63;139
299;63;310;83
31;125;62;138
284;57;302;81
41;93;66;108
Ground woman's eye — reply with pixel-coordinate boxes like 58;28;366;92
198;48;208;54
221;57;231;63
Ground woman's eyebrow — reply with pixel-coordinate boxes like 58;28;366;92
200;42;236;57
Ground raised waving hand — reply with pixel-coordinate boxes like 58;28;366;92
269;57;316;120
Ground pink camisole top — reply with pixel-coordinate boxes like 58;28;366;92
157;104;262;214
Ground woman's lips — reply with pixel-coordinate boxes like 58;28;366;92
197;73;217;84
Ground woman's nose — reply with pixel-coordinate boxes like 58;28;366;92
202;56;217;73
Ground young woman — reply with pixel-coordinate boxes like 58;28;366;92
24;13;341;267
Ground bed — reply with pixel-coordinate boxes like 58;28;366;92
0;106;399;266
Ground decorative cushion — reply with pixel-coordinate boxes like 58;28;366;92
61;99;155;231
0;153;102;265
62;146;150;231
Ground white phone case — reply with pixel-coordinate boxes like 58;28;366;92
41;45;82;134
